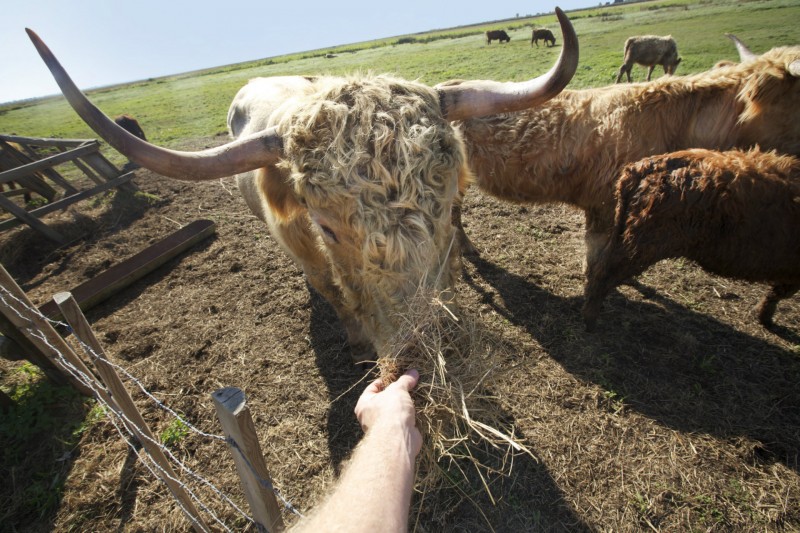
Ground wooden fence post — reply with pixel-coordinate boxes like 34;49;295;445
0;265;92;395
54;291;211;533
212;387;285;532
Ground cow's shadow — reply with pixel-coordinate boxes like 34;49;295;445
463;254;800;474
305;287;592;531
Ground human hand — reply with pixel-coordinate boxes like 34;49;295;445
354;369;422;456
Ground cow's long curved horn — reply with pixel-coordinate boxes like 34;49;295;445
724;33;757;62
26;29;283;181
437;7;578;121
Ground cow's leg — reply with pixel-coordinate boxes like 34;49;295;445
646;65;656;81
451;197;477;256
616;63;633;83
583;207;615;276
582;236;651;331
755;283;800;328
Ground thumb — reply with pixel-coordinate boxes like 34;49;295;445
388;369;419;392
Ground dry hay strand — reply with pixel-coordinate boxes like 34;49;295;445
378;289;534;507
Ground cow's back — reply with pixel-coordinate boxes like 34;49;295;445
226;76;319;223
624;35;677;63
227;76;318;138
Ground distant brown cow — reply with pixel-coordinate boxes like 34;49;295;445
114;114;147;141
615;35;681;83
531;28;556;47
113;114;147;170
486;30;510;44
582;148;800;330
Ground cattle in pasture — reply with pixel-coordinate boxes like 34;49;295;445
114;114;147;141
455;44;800;273
27;9;578;364
582;148;800;331
486;30;511;44
531;28;556;47
114;114;148;170
615;35;682;83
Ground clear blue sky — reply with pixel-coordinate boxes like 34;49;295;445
1;0;591;104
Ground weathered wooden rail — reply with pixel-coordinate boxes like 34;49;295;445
0;235;290;531
0;133;137;243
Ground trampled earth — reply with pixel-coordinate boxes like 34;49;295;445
2;141;799;530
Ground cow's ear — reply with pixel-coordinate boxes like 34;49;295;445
789;59;800;77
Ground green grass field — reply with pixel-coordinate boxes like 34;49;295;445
1;0;797;164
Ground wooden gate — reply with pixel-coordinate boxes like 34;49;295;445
0;133;137;243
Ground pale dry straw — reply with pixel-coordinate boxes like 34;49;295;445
378;288;534;506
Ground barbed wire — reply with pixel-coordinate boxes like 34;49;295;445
0;285;304;529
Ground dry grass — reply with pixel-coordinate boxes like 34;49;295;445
1;158;798;531
378;290;533;507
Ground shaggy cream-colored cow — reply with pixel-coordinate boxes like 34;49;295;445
27;9;578;364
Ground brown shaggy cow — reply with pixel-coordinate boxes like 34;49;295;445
113;114;147;170
615;35;682;83
582;148;800;330
114;114;147;141
26;9;578;364
456;43;800;272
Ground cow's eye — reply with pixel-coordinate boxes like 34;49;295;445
319;224;338;243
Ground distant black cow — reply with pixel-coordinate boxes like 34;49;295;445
114;114;147;170
531;28;556;47
486;30;510;44
615;35;682;83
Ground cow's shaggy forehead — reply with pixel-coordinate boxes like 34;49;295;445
278;75;463;270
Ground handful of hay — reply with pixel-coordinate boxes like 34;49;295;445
377;291;534;503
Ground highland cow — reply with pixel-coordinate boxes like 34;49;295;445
581;148;800;330
27;9;578;364
114;114;147;170
615;35;682;83
114;114;147;141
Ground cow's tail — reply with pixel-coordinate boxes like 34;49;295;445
622;37;633;55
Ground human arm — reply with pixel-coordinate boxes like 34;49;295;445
290;369;422;533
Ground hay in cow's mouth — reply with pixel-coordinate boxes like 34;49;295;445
378;289;534;508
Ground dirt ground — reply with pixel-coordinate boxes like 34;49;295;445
1;137;799;531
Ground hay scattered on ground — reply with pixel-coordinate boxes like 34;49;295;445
378;289;534;505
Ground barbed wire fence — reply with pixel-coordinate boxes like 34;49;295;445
0;264;303;532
